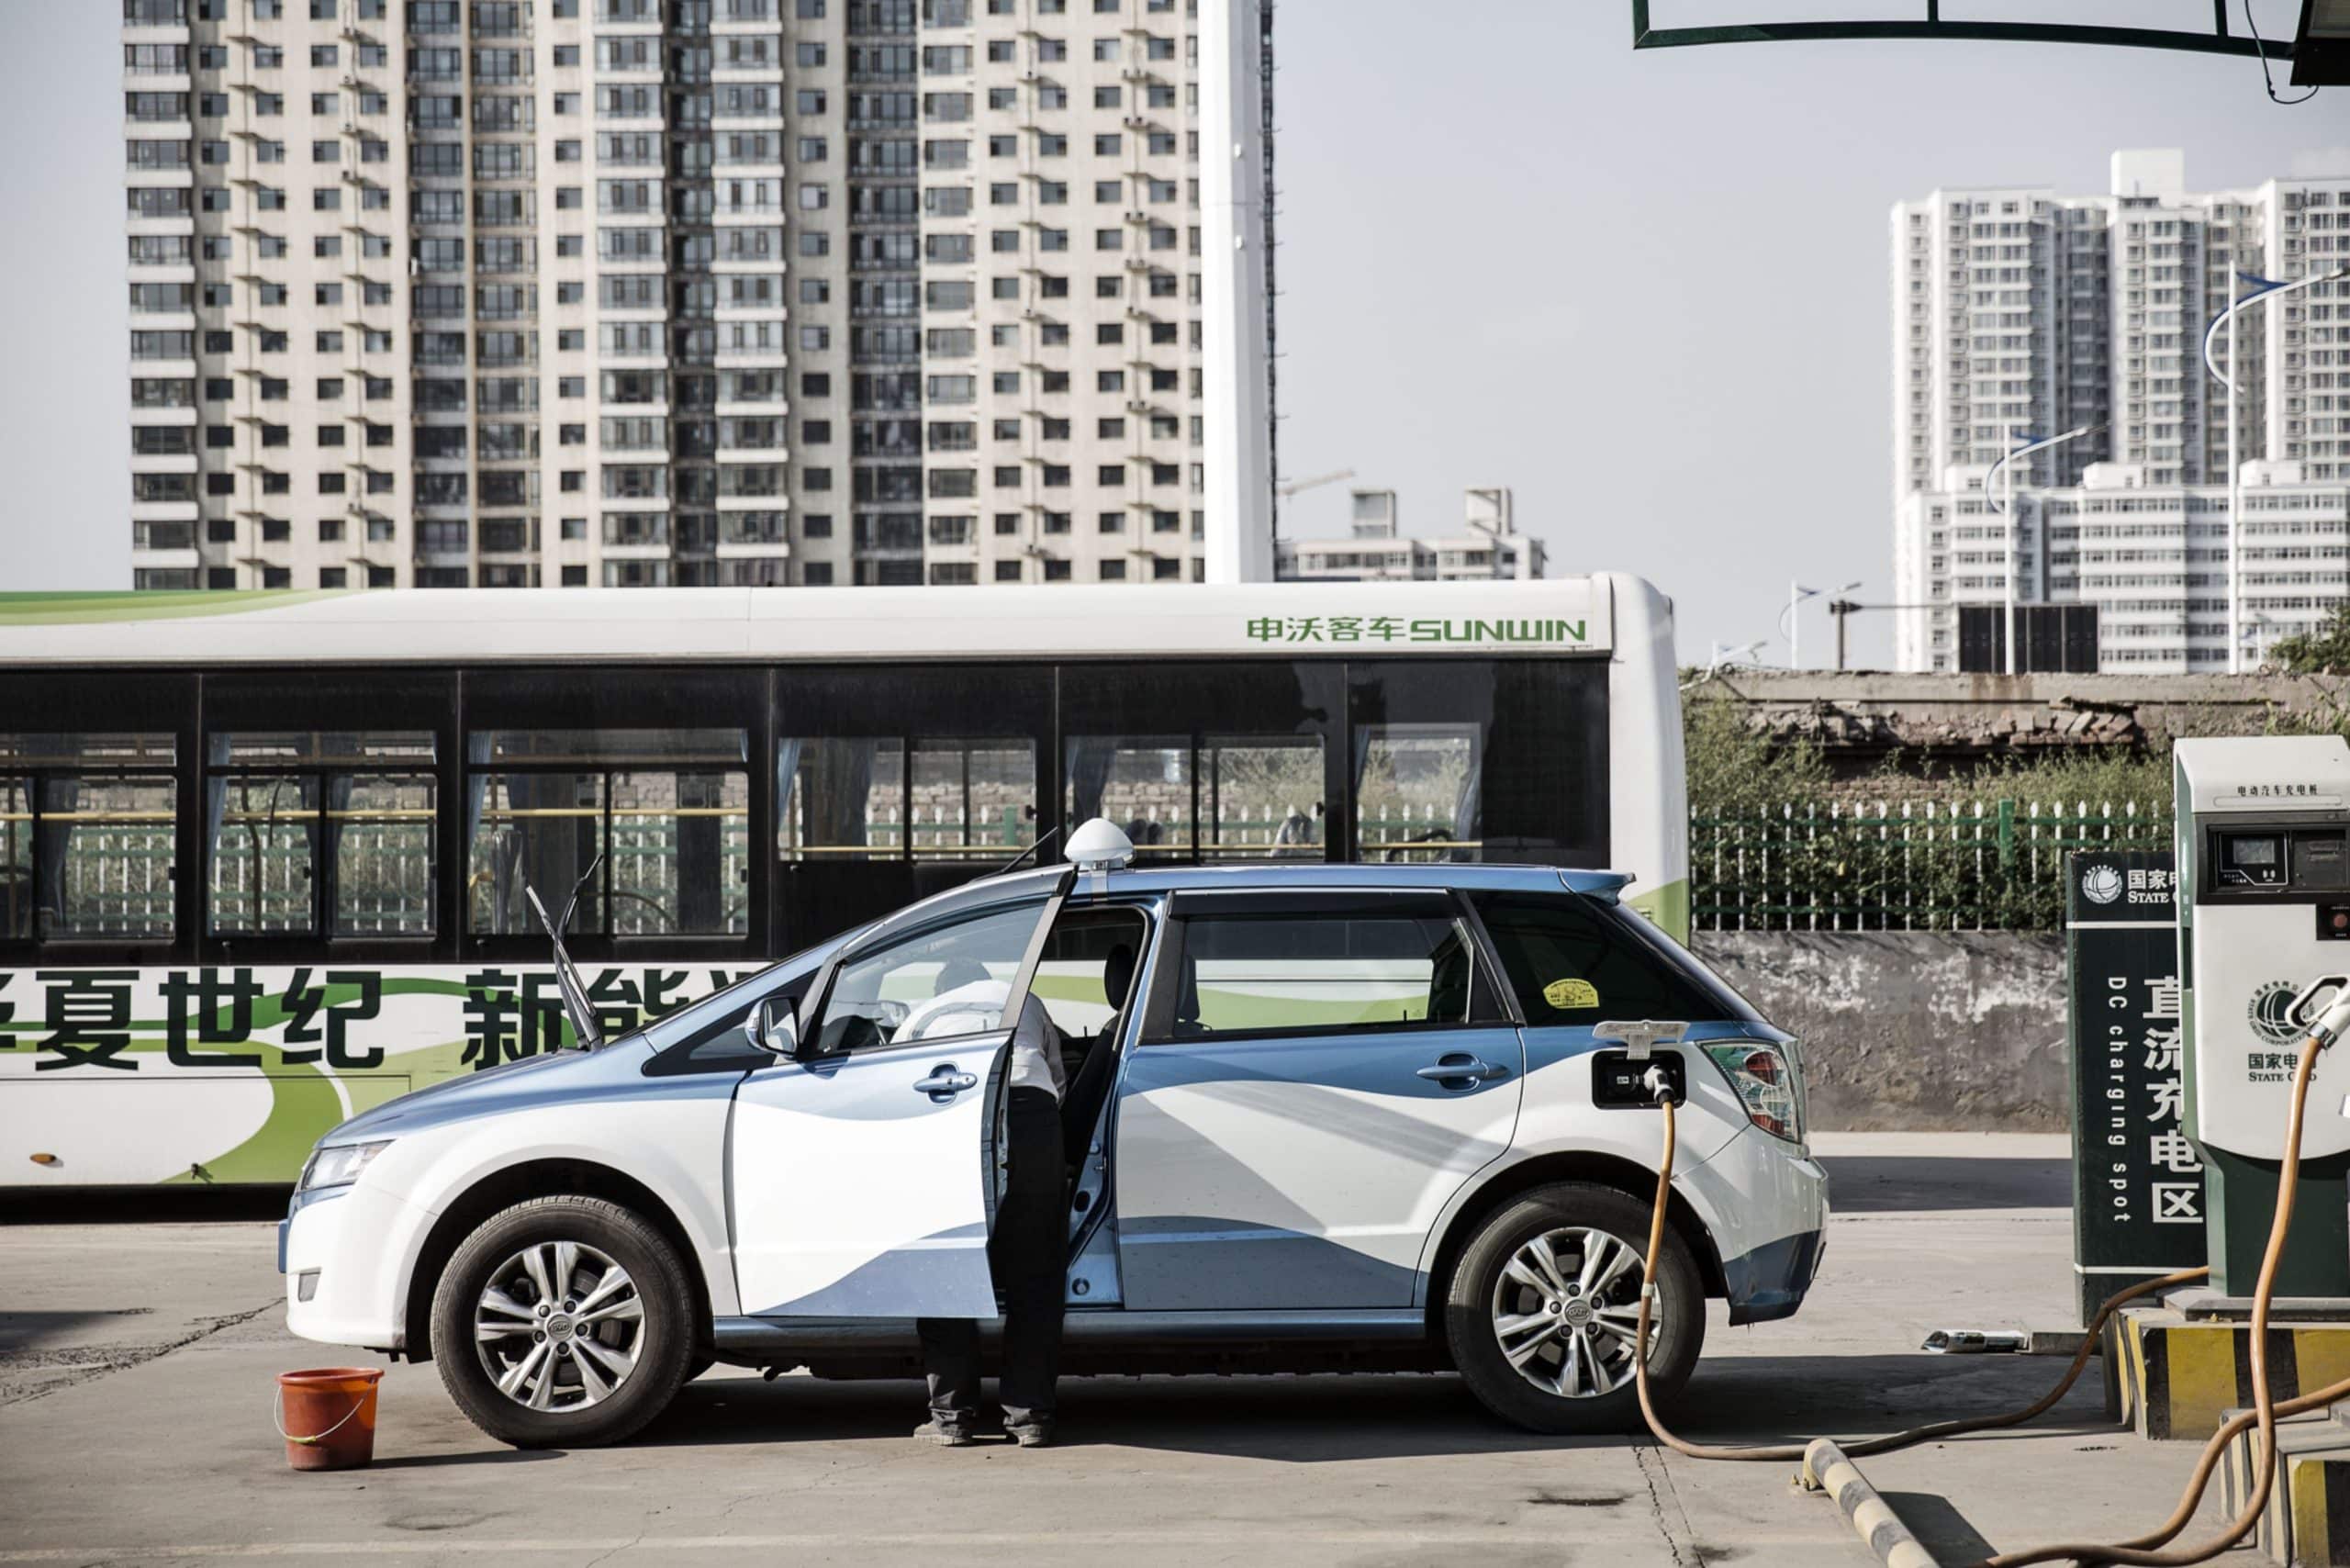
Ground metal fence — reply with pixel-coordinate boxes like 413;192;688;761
1691;799;2169;932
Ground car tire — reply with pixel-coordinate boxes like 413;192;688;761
430;1194;696;1449
1444;1182;1705;1435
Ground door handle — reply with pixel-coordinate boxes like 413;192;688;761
913;1065;979;1102
1417;1054;1505;1088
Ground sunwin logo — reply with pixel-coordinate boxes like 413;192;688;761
1244;616;1589;646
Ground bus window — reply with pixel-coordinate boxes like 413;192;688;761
1348;661;1608;868
779;737;1037;865
1202;736;1323;861
778;738;905;862
208;770;320;935
205;732;440;938
0;734;177;942
334;772;437;936
1353;723;1482;864
1;775;27;941
909;739;1035;862
1067;735;1192;857
469;728;748;937
610;769;749;935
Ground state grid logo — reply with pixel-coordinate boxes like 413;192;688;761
2249;980;2305;1047
2080;865;2123;906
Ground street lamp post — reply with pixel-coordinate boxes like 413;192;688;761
1986;423;2101;675
1783;579;1861;671
2201;265;2349;674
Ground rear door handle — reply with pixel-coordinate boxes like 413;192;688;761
912;1065;979;1102
1417;1054;1505;1088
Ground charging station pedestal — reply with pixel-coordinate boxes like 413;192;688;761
2176;736;2350;1300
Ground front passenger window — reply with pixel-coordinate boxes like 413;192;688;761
812;901;1044;1054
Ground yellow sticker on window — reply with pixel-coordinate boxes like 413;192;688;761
1543;978;1599;1010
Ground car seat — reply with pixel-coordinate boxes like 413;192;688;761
1061;940;1134;1168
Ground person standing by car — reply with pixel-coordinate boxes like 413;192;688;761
912;985;1068;1448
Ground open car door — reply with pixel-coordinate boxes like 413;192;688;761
729;875;1070;1317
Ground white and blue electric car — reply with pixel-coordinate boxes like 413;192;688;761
283;822;1827;1445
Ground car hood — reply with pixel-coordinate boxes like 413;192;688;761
319;1038;656;1145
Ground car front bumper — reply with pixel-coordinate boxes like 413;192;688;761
281;1179;435;1351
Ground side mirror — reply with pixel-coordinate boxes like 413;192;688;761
742;996;800;1057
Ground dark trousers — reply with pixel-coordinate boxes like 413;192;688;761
916;1087;1066;1431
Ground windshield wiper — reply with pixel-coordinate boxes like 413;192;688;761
523;856;605;1051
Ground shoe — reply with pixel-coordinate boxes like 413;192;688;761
914;1419;975;1448
1007;1422;1055;1449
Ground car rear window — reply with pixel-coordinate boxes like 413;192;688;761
1470;890;1760;1028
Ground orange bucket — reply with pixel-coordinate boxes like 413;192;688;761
274;1367;382;1471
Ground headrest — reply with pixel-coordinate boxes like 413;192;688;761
1102;943;1136;1010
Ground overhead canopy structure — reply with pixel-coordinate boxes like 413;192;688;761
1629;2;2339;83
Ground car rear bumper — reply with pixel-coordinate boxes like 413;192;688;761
1685;1126;1830;1326
1720;1226;1827;1324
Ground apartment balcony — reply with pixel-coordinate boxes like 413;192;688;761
717;537;792;560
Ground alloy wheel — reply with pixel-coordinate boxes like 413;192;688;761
472;1239;644;1412
1488;1226;1652;1399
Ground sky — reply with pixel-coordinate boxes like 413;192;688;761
5;0;2344;669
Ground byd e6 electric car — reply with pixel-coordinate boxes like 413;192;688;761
281;821;1827;1445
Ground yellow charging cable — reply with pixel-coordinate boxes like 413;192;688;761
1628;1030;2328;1568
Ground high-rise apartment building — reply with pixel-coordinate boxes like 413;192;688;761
121;0;1274;591
1890;151;2350;671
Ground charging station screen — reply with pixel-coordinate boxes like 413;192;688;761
2221;835;2286;887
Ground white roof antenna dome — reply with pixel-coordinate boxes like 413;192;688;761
1066;817;1136;873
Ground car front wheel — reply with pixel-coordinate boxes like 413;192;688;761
1444;1182;1705;1434
430;1194;696;1449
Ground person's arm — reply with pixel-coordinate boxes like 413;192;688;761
1016;993;1069;1098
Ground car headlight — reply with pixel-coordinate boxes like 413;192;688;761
297;1139;393;1193
1701;1042;1802;1143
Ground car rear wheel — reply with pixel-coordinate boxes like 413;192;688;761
430;1194;696;1449
1444;1182;1705;1434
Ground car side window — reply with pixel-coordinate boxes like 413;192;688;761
1154;908;1484;1042
811;901;1045;1055
1471;890;1751;1028
1029;907;1151;1040
645;967;819;1076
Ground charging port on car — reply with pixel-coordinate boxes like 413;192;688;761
1592;1049;1686;1108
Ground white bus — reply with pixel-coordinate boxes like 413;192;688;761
0;577;1684;1188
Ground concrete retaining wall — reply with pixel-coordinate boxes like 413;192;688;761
1695;931;2069;1132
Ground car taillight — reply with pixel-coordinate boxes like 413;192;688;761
1702;1041;1802;1143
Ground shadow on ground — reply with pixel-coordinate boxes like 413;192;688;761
0;1308;157;1353
1882;1490;2000;1563
1819;1156;2070;1212
601;1350;2121;1465
3;1189;291;1226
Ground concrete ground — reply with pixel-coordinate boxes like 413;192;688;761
0;1133;2242;1568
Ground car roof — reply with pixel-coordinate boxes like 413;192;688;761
858;859;1631;945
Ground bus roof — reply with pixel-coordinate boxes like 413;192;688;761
0;578;1643;666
